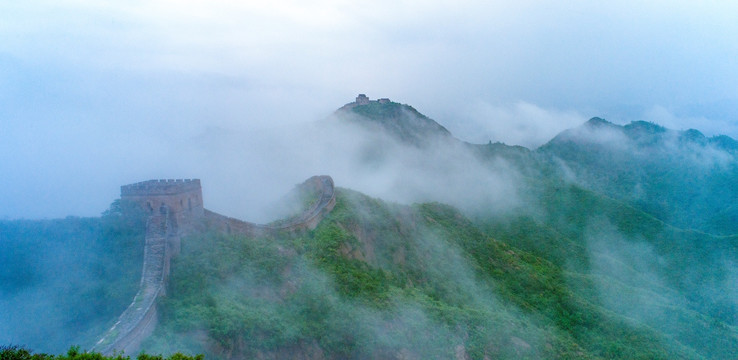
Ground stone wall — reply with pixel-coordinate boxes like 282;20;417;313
203;175;336;235
93;212;172;355
338;94;393;111
93;175;336;355
122;179;204;223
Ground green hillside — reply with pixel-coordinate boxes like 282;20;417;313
538;117;738;235
336;101;453;147
481;183;738;358
143;187;737;359
3;100;738;359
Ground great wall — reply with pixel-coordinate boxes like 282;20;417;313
93;176;336;355
339;93;391;110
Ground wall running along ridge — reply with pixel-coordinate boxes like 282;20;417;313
203;175;336;235
92;175;336;355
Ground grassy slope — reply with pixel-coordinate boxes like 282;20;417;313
537;119;738;235
477;184;738;360
149;187;737;359
342;102;452;146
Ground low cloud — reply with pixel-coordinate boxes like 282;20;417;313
3;1;738;218
644;105;738;139
145;193;545;358
449;101;587;148
169;111;525;222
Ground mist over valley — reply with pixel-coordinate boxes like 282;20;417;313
3;2;738;359
3;96;738;359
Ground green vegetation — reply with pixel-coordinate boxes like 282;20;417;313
266;180;322;226
0;345;202;360
343;101;452;146
0;201;146;353
5;108;738;359
477;184;738;359
144;187;737;359
538;117;738;235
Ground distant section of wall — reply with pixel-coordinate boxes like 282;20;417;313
356;93;370;105
339;94;392;111
204;175;336;236
93;175;336;355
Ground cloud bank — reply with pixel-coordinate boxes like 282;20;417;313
1;1;738;217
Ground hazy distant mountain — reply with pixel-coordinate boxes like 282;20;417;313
333;96;539;179
334;98;454;147
539;117;738;235
4;99;738;359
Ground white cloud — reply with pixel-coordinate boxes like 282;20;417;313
2;0;738;217
644;105;738;139
449;101;586;148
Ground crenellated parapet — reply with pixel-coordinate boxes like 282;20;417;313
121;179;204;225
121;179;201;196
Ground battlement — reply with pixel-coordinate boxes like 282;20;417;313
121;179;201;196
121;179;204;220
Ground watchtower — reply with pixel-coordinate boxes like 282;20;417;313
121;179;204;226
356;94;370;105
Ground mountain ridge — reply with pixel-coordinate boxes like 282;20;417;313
335;95;738;163
544;116;738;152
4;96;738;359
334;95;454;147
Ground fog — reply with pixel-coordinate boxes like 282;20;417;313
543;118;738;357
0;216;144;353
2;1;738;358
142;191;548;358
583;217;738;358
2;1;738;218
170;109;525;223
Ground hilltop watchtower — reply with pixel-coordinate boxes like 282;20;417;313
356;94;370;105
121;179;204;226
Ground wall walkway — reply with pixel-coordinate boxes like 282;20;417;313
92;175;336;355
203;175;336;236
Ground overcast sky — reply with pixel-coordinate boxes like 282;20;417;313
2;0;738;218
